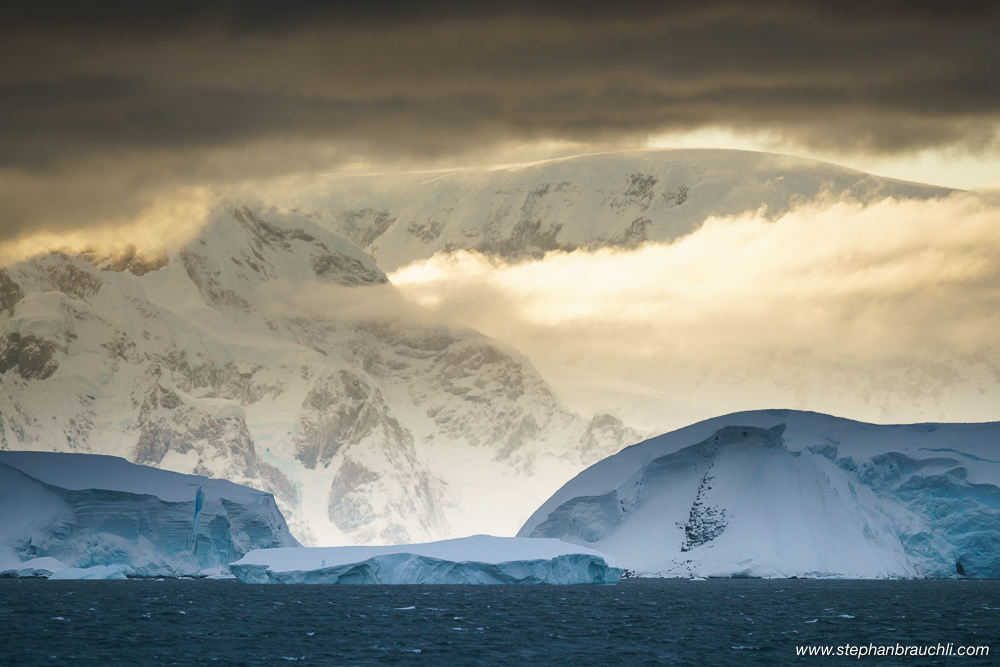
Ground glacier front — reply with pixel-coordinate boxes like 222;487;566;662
0;451;298;576
230;535;622;585
520;410;1000;579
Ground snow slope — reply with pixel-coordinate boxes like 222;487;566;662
0;451;297;576
520;410;1000;579
298;148;950;272
231;535;622;584
0;205;638;547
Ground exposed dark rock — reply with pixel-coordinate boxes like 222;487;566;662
0;333;59;380
0;269;24;316
29;254;103;300
77;245;169;276
607;217;652;248
407;216;446;243
294;371;396;469
578;414;641;464
669;184;689;205
680;471;727;552
606;173;659;211
328;458;381;532
327;208;396;248
309;251;385;285
134;387;296;505
478;182;577;260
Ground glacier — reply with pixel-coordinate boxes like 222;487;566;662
230;535;622;585
0;451;298;577
520;410;1000;579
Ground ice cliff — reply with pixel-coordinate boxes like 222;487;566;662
230;535;622;585
520;410;1000;579
0;451;298;576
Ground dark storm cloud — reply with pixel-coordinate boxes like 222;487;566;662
1;0;999;242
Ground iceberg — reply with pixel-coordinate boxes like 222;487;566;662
231;535;622;585
0;451;299;577
48;564;129;580
520;410;1000;579
0;556;68;578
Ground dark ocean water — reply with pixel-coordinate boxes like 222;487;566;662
0;578;996;666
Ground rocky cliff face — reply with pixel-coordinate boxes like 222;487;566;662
0;204;638;546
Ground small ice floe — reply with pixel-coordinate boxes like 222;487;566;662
690;576;707;581
395;606;416;610
49;617;69;622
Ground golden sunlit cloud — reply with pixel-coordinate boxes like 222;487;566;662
0;186;217;266
391;194;1000;427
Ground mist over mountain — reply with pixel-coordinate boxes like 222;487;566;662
0;148;987;549
0;203;637;546
290;149;1000;434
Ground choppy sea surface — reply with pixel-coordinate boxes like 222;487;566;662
1;579;996;666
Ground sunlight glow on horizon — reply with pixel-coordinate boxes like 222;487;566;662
647;128;1000;192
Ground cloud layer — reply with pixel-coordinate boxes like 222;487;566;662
2;1;999;245
391;194;1000;426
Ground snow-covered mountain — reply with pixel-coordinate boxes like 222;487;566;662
0;205;638;546
0;149;972;551
297;148;950;271
0;451;297;576
520;410;1000;579
294;148;979;435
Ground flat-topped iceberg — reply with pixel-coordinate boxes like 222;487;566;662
48;564;129;580
0;556;68;578
0;451;298;577
231;535;622;585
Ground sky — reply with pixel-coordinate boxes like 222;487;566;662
3;1;1000;248
3;1;1000;429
